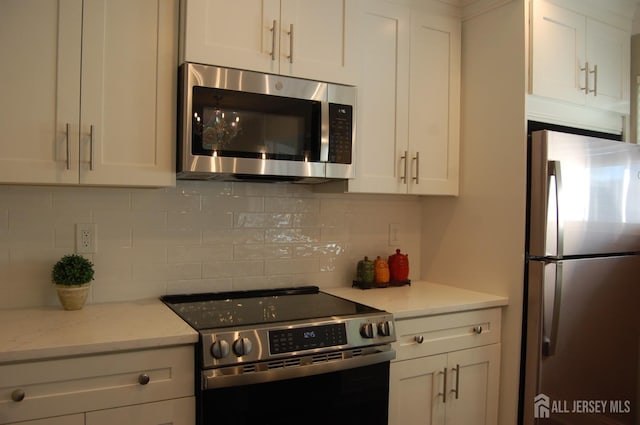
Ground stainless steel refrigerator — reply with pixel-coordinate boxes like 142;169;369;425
522;130;640;425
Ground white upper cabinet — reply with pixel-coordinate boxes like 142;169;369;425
530;0;630;114
0;0;81;185
80;0;178;186
409;13;461;195
181;0;358;85
344;0;460;195
0;0;177;187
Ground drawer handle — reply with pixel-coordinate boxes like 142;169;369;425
11;389;25;402
414;335;424;344
138;373;150;385
473;326;483;334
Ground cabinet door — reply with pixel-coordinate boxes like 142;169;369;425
445;344;500;425
80;0;177;186
530;0;587;105
346;0;409;194
86;397;195;425
279;0;357;84
389;354;447;425
182;0;280;74
585;18;629;113
0;0;81;184
408;13;460;195
5;414;84;425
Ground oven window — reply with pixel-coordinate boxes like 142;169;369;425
199;362;390;425
191;86;321;161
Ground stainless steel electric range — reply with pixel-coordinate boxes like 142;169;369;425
162;286;396;425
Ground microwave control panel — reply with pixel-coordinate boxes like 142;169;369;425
328;103;353;164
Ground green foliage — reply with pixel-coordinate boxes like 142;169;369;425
51;254;95;286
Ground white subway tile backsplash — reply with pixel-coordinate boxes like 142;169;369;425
202;193;264;213
265;228;320;244
265;197;320;213
233;244;292;260
0;182;422;308
169;244;233;263
203;260;264;279
235;212;292;228
264;258;319;275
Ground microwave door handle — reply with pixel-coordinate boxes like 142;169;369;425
548;160;564;258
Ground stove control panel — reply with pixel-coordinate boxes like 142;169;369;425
200;314;395;368
269;323;347;355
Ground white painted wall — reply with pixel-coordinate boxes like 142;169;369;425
420;1;527;424
0;182;422;308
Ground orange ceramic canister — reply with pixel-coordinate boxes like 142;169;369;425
388;249;409;282
374;256;390;285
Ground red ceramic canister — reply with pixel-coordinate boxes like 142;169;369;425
388;249;409;282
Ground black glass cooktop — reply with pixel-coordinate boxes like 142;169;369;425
161;286;380;331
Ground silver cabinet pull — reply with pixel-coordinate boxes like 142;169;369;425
269;19;277;61
138;373;150;385
11;389;25;402
400;151;408;183
287;24;294;63
65;123;71;170
412;152;420;184
589;64;598;96
579;62;589;93
439;367;448;402
89;124;95;171
414;335;424;344
473;325;483;334
451;364;460;399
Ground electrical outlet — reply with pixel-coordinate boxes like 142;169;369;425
388;223;401;246
76;223;97;254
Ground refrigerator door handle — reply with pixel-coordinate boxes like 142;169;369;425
548;160;564;258
542;262;563;357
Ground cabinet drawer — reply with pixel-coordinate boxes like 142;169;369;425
86;396;195;425
0;345;194;424
392;308;501;361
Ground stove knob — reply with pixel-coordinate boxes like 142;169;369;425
233;337;253;357
377;321;393;337
211;339;230;359
360;323;375;339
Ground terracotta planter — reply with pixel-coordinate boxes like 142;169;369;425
55;284;90;310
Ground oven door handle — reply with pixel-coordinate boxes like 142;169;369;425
202;346;396;390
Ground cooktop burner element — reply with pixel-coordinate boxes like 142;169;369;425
161;286;396;389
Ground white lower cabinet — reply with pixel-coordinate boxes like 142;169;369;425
388;308;501;425
0;345;194;425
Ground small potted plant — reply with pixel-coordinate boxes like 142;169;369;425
51;254;95;310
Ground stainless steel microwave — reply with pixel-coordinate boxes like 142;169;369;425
177;63;356;183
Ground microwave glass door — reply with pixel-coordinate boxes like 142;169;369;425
192;87;321;161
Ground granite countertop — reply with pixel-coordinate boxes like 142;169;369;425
0;298;198;364
324;281;508;319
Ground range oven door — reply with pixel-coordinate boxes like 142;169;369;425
198;361;390;425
